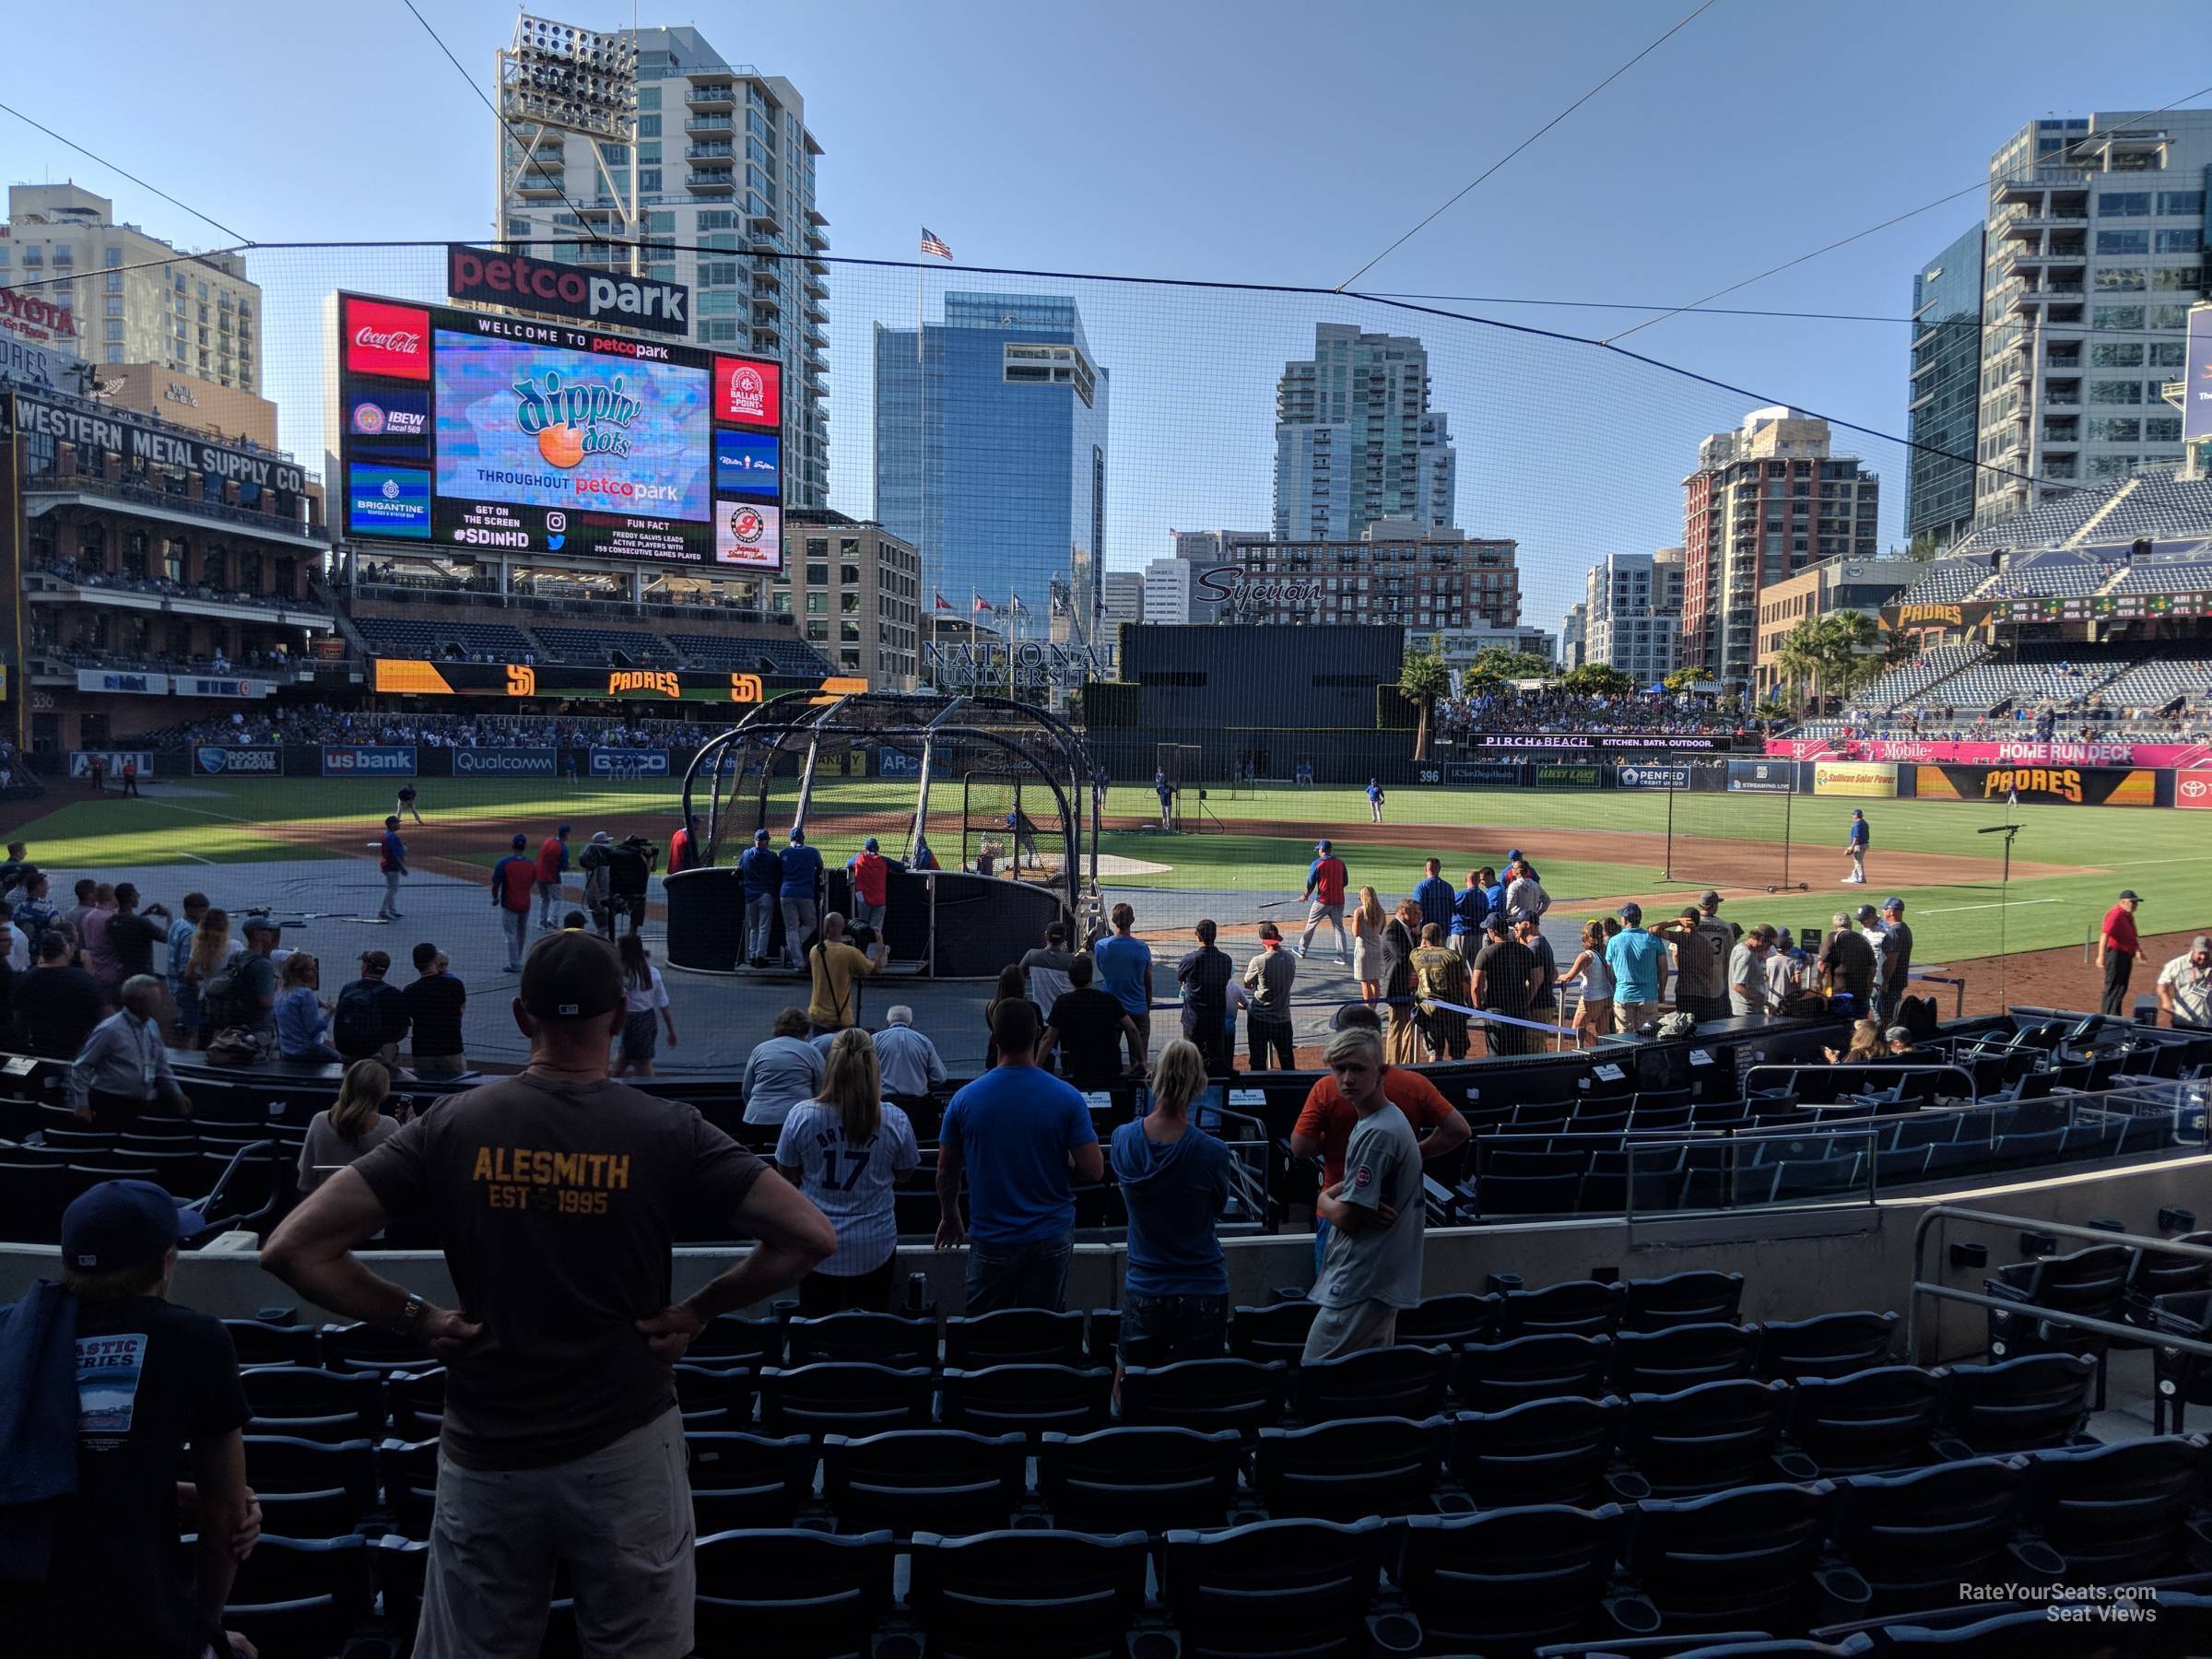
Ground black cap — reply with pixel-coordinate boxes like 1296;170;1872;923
63;1180;199;1271
2119;889;2143;901
511;833;527;849
519;930;624;1023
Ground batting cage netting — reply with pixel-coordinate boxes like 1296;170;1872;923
1664;758;1806;894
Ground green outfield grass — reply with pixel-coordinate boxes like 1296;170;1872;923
8;775;2206;970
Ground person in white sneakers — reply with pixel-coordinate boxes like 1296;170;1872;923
1843;809;1870;885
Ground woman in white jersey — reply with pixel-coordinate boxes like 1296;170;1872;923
775;1026;921;1312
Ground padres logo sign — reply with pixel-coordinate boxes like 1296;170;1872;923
505;664;536;697
607;669;682;699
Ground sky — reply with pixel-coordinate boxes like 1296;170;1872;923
9;0;2212;638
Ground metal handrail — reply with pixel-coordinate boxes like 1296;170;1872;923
1746;1062;1981;1103
1624;1125;1881;1222
1906;1204;2212;1364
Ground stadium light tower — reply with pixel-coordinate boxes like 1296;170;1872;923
496;13;641;275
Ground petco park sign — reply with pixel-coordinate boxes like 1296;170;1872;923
447;245;689;338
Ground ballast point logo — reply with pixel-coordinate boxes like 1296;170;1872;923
714;355;780;428
512;369;641;469
346;299;429;382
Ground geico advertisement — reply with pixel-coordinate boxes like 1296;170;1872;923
434;333;711;522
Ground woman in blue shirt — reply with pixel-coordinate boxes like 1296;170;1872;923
1111;1038;1235;1370
275;951;341;1064
776;1027;920;1312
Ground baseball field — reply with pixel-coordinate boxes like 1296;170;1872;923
10;774;2206;971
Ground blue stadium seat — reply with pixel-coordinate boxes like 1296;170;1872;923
687;1430;818;1532
1251;1413;1448;1521
1291;1345;1450;1422
938;1364;1113;1437
1453;1333;1614;1409
820;1428;1026;1535
1037;1425;1242;1533
909;1527;1152;1659
1398;1503;1637;1654
1449;1394;1624;1508
1120;1358;1289;1436
1829;1456;2023;1617
1781;1365;1946;1477
758;1362;933;1436
692;1527;896;1659
1609;1323;1759;1394
1160;1515;1401;1659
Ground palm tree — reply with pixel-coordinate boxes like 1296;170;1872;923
1397;647;1451;760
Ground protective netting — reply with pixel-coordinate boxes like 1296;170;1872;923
1664;760;1804;893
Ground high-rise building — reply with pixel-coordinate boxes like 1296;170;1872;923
1752;558;1921;701
1582;548;1685;684
1100;570;1145;629
781;510;921;688
1680;409;1879;686
1906;223;1984;549
1272;324;1457;541
1142;558;1191;625
1559;604;1588;671
2;184;261;392
1973;112;2212;524
873;292;1109;633
492;18;830;509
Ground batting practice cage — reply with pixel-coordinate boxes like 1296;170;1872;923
1663;757;1807;894
664;690;1100;977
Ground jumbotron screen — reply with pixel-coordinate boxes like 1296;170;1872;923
332;291;782;570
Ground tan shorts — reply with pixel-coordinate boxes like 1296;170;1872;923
1301;1299;1401;1364
1615;999;1659;1031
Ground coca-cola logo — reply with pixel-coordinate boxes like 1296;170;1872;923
353;324;421;356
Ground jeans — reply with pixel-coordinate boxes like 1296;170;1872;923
414;1406;693;1659
780;896;818;969
1247;1016;1294;1071
964;1233;1074;1314
1183;1018;1232;1076
798;1257;897;1314
852;896;886;934
1118;1290;1229;1368
380;868;403;918
500;906;530;970
744;894;777;962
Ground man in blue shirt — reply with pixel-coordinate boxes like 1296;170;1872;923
1449;870;1488;968
377;816;408;921
1845;809;1870;886
1155;769;1173;830
738;829;782;967
935;1000;1103;1312
778;830;823;971
1413;858;1454;936
165;892;207;1037
1605;901;1672;1030
1092;901;1154;1070
1480;865;1508;919
1366;777;1384;824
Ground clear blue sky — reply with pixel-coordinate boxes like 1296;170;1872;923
9;0;2212;636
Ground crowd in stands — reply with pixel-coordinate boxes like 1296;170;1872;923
145;707;698;750
1433;687;1752;740
28;558;311;613
33;642;300;679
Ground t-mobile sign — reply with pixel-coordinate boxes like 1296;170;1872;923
445;245;691;338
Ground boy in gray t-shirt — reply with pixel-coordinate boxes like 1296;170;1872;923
1304;1028;1428;1362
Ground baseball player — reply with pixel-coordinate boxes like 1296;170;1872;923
1366;776;1385;824
375;816;407;921
396;782;425;826
1843;809;1869;885
1297;838;1351;964
1155;769;1173;830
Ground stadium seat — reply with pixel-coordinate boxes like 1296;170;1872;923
375;1436;438;1539
0;1159;73;1243
239;1365;383;1441
1119;1358;1289;1435
1609;1323;1760;1394
1395;1291;1500;1348
1251;1414;1449;1521
384;1367;444;1440
1751;1318;1911;1380
1397;1503;1641;1654
1160;1515;1402;1659
1477;1171;1585;1217
1624;1271;1746;1331
221;1316;319;1368
687;1431;818;1532
1037;1424;1241;1532
1983;1243;2130;1407
759;1363;933;1436
1933;1353;2094;1455
908;1527;1152;1659
673;1362;759;1432
819;1428;1027;1535
1618;1379;1793;1497
1829;1456;2025;1617
1829;1604;2151;1656
1229;1300;1320;1365
218;1533;372;1659
2012;1434;2207;1583
1781;1365;1947;1477
316;1320;428;1375
1621;1481;1861;1636
241;1435;377;1537
688;1314;780;1366
692;1527;897;1659
1497;1277;1625;1338
938;1364;1113;1437
1453;1333;1614;1409
782;1311;935;1370
1291;1344;1451;1422
1449;1394;1624;1508
944;1308;1088;1369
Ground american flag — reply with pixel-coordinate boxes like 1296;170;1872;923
920;226;953;261
972;592;994;615
934;591;955;612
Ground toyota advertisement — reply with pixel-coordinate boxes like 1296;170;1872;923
332;290;781;570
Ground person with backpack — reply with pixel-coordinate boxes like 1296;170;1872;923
806;912;877;1038
203;917;281;1046
491;833;537;973
335;949;411;1066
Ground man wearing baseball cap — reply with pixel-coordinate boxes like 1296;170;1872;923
2100;889;2147;1017
263;930;836;1658
490;833;536;974
1605;902;1670;1031
1876;898;1913;1027
15;1182;259;1658
2156;935;2212;1031
1297;839;1350;964
738;827;782;968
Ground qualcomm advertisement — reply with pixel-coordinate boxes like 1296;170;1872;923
453;747;557;777
321;745;418;777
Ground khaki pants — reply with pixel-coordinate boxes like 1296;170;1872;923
1301;1299;1400;1364
1616;998;1659;1031
415;1406;693;1659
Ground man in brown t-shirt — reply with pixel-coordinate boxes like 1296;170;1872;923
262;930;835;1659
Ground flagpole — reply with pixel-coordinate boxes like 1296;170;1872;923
917;244;931;694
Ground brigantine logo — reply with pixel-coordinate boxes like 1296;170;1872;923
607;668;682;698
512;368;641;469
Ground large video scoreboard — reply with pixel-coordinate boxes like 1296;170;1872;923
331;290;782;571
